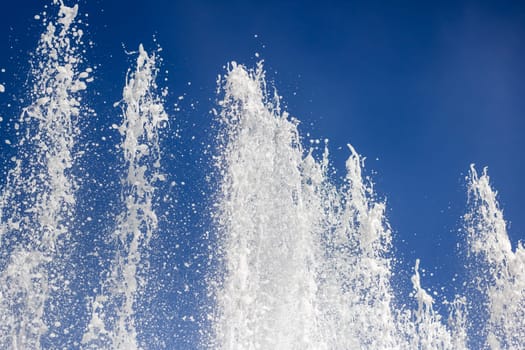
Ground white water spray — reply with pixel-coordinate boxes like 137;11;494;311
82;44;167;350
210;62;469;349
0;2;90;348
465;166;525;349
211;61;326;349
317;143;402;349
0;2;524;349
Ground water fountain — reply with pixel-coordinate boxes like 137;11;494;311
0;2;523;349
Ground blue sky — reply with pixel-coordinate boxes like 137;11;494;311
1;0;524;347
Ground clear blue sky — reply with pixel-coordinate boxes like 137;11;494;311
1;0;524;347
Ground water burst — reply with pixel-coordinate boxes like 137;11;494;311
0;2;524;349
0;2;90;347
210;62;470;350
82;44;168;350
464;166;525;349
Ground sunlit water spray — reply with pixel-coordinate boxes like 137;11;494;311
464;166;525;349
210;62;469;350
0;1;524;349
82;44;168;349
211;62;327;349
0;1;91;348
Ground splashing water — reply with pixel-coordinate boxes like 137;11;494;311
211;62;327;349
317;142;401;349
0;2;90;348
210;62;469;350
0;2;524;350
82;44;168;349
464;166;525;349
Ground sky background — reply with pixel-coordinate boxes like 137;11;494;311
1;0;524;346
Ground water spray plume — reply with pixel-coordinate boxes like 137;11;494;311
0;2;523;349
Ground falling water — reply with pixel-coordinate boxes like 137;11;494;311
0;2;524;349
